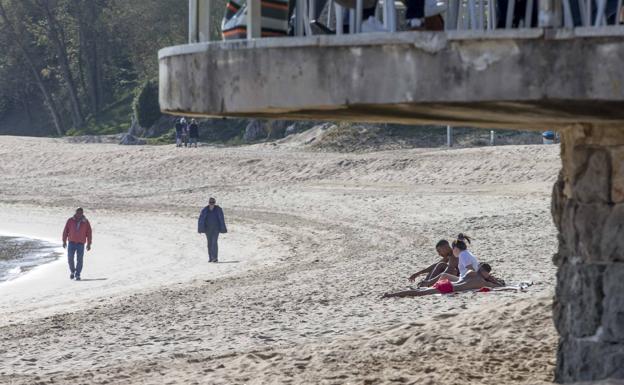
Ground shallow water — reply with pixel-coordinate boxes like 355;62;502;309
0;235;62;282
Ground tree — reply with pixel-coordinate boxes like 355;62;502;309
33;0;85;128
0;0;65;135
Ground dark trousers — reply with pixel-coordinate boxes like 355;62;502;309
206;231;219;262
405;0;425;19
67;242;85;276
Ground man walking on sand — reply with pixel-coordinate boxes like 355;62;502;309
62;207;92;280
198;198;227;262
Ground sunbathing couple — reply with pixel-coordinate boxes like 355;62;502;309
384;234;507;298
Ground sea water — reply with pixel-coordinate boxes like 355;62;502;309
0;235;62;282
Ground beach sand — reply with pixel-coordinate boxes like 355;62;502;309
0;136;560;384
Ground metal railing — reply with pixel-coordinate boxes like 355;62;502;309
188;0;624;42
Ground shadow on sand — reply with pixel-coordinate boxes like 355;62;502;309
77;278;108;282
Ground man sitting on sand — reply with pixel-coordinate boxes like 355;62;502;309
409;239;459;287
384;263;504;298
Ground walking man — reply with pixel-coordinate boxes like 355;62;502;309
62;207;92;280
198;198;227;262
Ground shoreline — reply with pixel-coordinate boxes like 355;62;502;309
0;232;64;284
0;203;289;324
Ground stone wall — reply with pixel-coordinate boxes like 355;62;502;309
552;124;624;382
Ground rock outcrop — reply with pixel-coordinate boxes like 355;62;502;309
243;120;267;142
552;124;624;382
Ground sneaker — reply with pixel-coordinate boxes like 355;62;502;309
362;16;387;33
408;17;425;30
75;275;81;281
70;273;74;280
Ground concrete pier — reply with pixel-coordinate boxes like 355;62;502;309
159;28;624;130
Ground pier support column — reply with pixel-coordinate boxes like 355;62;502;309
552;124;624;382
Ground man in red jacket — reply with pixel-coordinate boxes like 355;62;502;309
62;208;92;281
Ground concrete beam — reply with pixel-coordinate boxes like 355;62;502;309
160;29;624;130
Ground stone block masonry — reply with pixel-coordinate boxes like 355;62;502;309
553;124;624;382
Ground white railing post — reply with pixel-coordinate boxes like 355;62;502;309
189;0;198;43
447;126;453;147
538;0;562;27
349;9;356;33
296;0;305;35
335;3;344;34
390;0;397;31
309;0;317;21
383;0;396;31
468;0;477;29
594;0;607;25
447;0;459;30
505;0;516;28
248;0;262;38
198;0;212;41
356;0;363;32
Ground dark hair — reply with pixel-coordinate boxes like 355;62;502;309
76;207;83;212
452;233;471;251
435;240;450;248
480;263;492;273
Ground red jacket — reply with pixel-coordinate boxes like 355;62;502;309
63;216;92;245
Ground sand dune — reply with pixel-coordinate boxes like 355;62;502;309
0;136;560;384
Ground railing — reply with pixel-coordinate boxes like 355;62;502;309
188;0;624;42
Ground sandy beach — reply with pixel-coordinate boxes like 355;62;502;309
0;135;561;384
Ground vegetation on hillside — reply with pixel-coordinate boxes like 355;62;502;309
0;0;186;136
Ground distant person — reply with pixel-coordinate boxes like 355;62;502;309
62;207;92;281
175;118;185;147
198;198;228;262
181;117;189;147
188;119;199;148
409;239;460;287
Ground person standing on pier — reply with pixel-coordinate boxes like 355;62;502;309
62;207;92;281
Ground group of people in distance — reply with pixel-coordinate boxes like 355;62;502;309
174;117;200;148
384;233;509;298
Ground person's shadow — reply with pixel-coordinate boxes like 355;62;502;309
215;261;240;264
77;278;108;282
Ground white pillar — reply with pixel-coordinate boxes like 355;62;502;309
296;0;305;35
335;4;344;34
189;0;198;43
247;0;262;39
198;0;212;41
356;0;363;32
447;126;454;147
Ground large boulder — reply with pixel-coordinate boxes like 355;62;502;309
243;120;267;142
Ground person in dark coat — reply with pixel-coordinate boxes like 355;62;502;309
188;119;199;148
175;118;185;147
198;197;227;262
